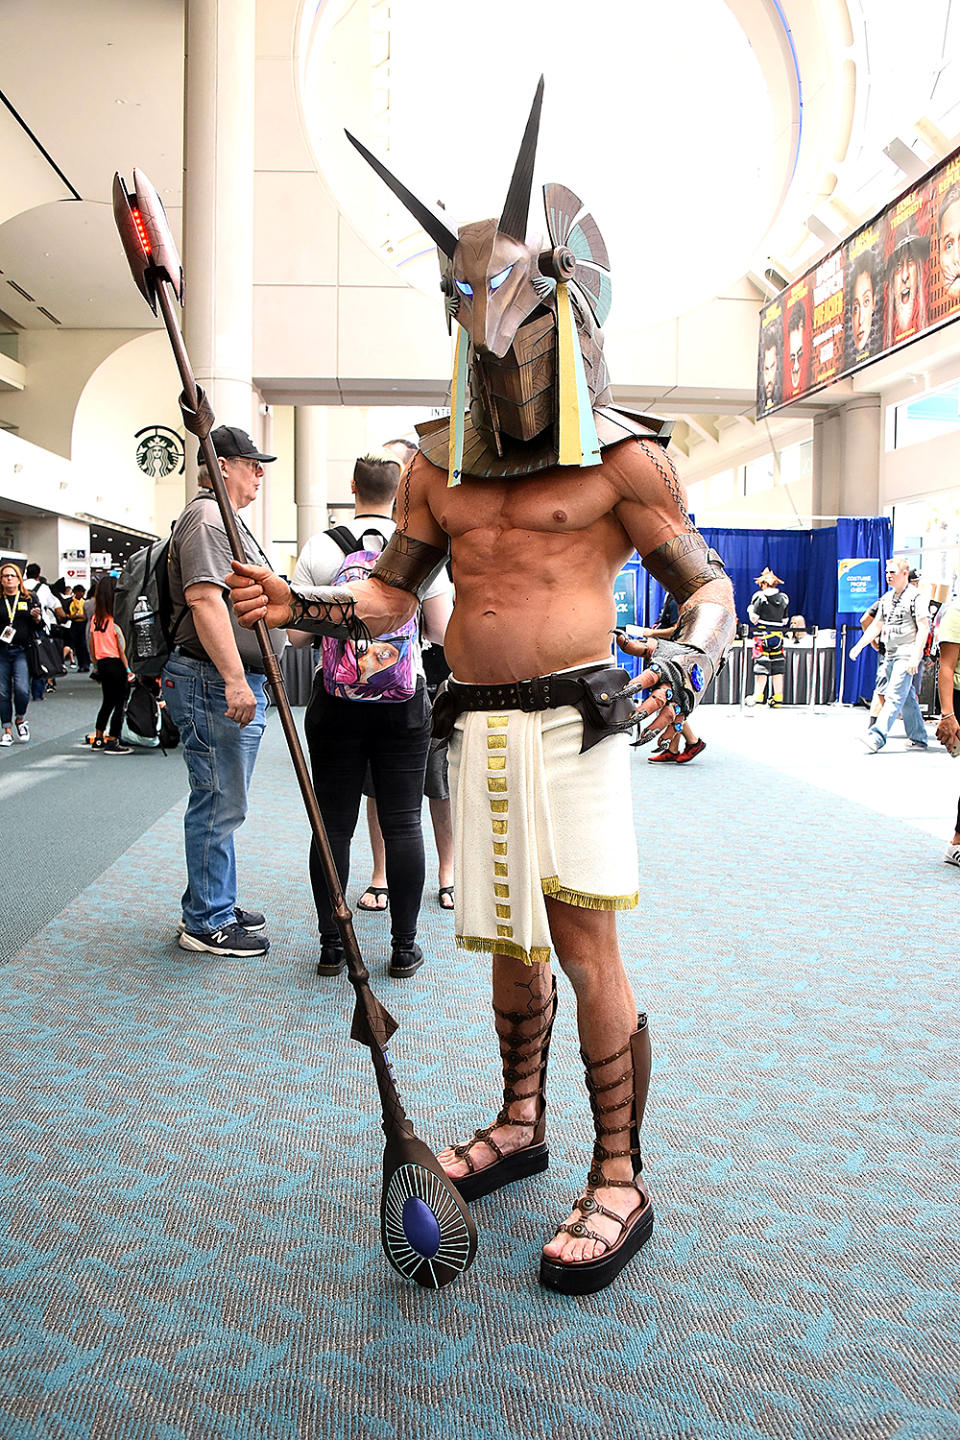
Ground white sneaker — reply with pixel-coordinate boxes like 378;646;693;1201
15;720;29;742
0;731;12;747
860;733;882;753
944;844;960;869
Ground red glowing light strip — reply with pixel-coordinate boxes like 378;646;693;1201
131;207;152;257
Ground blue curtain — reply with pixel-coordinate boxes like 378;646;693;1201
835;516;892;703
630;517;892;698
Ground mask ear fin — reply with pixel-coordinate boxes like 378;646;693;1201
556;282;600;467
448;327;469;486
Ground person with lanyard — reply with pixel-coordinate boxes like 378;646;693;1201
0;563;43;746
747;567;790;707
851;557;929;754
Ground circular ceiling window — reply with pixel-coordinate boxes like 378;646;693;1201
300;0;780;331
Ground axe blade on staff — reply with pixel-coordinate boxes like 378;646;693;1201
112;168;477;1291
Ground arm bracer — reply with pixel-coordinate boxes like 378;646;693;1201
370;531;450;599
647;602;737;715
642;533;727;604
287;585;371;647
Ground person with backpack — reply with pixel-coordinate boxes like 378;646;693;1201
288;453;453;979
88;575;133;754
163;425;284;958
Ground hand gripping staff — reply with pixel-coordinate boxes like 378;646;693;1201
112;169;477;1290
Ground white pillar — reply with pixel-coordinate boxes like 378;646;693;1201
812;396;881;521
182;0;257;506
295;407;329;552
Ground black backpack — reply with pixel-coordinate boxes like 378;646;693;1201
114;532;178;678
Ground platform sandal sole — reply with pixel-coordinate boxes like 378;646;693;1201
452;1142;549;1202
538;1200;654;1295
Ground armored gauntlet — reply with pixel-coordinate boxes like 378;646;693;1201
646;602;736;715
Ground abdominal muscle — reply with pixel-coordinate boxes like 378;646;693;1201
443;545;622;684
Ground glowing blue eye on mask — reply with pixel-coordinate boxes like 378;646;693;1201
455;278;473;297
489;266;513;291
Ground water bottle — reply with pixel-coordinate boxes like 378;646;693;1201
133;594;159;659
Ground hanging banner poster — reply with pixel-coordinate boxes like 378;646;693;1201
757;297;783;416
782;278;813;404
882;183;932;350
842;223;883;371
811;248;844;387
930;153;960;327
758;143;960;415
837;557;880;614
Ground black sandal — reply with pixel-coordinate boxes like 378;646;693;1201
539;1014;654;1295
449;980;557;1202
356;886;389;913
438;885;455;910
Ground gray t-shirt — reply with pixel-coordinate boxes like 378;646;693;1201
168;492;285;670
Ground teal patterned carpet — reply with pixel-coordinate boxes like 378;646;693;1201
0;704;957;1440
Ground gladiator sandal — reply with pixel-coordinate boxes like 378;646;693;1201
539;1013;654;1295
449;978;558;1202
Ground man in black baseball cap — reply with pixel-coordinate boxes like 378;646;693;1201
163;423;284;958
197;426;276;465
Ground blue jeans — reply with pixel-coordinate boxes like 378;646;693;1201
0;647;30;727
868;654;928;748
162;654;267;933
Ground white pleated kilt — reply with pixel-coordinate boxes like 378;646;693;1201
447;704;639;966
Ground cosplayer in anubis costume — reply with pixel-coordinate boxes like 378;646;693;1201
228;79;736;1294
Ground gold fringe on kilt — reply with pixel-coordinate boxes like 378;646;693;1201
455;934;554;967
541;876;639;911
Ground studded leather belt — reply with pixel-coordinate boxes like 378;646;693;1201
446;664;610;713
432;663;634;754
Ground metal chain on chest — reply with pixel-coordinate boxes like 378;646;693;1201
637;440;695;533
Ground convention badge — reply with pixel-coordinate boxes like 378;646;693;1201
1;625;16;645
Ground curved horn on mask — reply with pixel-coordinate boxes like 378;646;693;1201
498;75;544;242
345;130;459;259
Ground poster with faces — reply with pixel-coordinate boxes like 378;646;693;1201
930;155;960;325
756;142;960;417
882;185;931;351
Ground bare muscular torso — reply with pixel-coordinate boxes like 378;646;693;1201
410;438;693;683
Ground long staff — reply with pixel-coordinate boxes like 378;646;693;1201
113;169;477;1289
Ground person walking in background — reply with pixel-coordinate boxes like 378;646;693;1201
747;567;790;707
0;562;43;747
69;584;91;672
88;575;132;754
852;557;929;754
24;563;68;697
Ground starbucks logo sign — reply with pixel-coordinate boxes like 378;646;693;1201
135;425;185;478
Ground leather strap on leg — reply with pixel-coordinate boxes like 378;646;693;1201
452;977;557;1169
